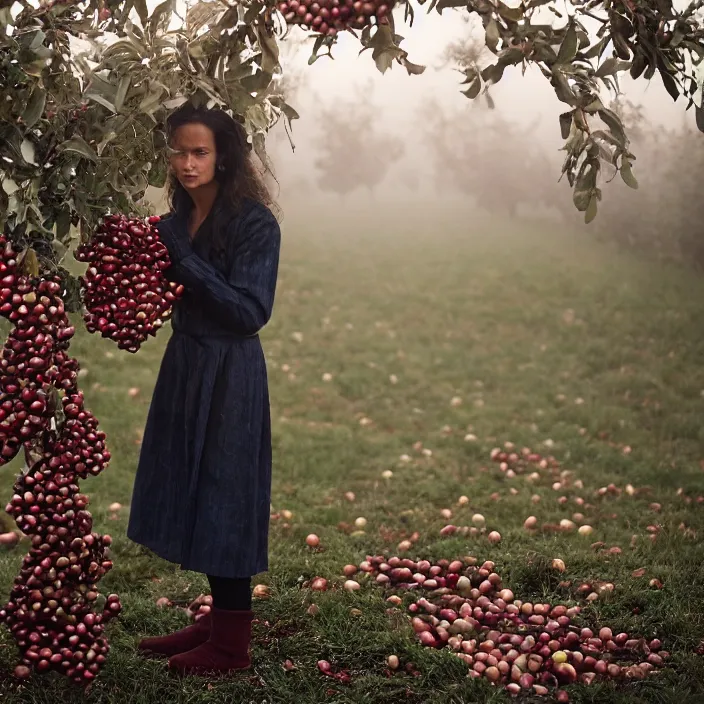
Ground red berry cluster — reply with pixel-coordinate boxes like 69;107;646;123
0;241;75;467
0;236;119;685
2;470;120;684
278;0;392;37
75;215;183;353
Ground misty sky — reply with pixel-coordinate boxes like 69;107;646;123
280;10;681;128
268;9;688;194
134;0;696;206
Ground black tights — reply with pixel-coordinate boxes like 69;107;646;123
206;575;252;611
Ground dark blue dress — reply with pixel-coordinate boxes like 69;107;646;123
126;197;281;579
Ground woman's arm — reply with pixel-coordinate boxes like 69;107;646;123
159;205;281;336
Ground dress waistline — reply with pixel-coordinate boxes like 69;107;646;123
172;327;260;342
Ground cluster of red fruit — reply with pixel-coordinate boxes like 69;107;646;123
1;480;120;683
490;444;560;474
0;236;120;684
75;215;183;353
355;555;667;700
0;240;75;467
277;0;392;37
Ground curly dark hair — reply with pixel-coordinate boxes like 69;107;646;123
165;103;280;221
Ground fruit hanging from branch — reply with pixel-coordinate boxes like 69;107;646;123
0;244;75;467
3;458;121;684
0;0;294;686
277;0;393;37
75;216;183;353
0;238;120;686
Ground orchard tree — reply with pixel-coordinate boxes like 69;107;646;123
313;83;405;199
0;0;296;687
419;95;567;218
0;0;704;689
429;0;704;223
593;101;704;267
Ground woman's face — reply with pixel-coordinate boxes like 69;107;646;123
169;122;217;192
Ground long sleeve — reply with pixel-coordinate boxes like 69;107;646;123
166;205;281;337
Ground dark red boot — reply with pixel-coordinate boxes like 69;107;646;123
168;608;254;676
138;613;211;658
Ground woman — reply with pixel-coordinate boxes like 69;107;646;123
126;103;281;676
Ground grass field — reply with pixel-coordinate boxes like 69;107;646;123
1;203;704;703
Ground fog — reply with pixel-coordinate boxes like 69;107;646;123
140;6;700;260
264;11;686;233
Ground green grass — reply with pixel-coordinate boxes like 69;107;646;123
1;206;704;703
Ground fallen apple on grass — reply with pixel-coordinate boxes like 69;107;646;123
333;553;668;699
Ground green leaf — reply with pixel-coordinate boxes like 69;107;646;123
100;38;144;63
496;1;523;22
485;19;500;53
696;102;704;133
595;57;630;77
498;46;524;66
365;24;405;74
630;52;648;80
591;130;621;147
85;75;119;113
572;160;597;211
551;69;577;106
573;187;591;212
481;62;506;85
460;66;479;85
22;87;46;129
659;68;679;101
462;77;481;99
21;58;48;78
559;111;573;139
0;180;8;228
269;96;300;129
583;36;609;59
597;109;627;146
241;69;274;94
620;159;638;189
19;29;45;52
186;0;224;34
87;93;117;113
139;84;166;115
149;0;174;38
114;76;131;113
556;24;578;65
134;0;149;26
434;0;469;11
58;138;98;163
256;24;280;75
20;139;37;165
401;57;426;75
583;98;605;113
584;194;598;223
18;248;39;277
55;209;72;242
96;130;118;157
612;33;631;60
